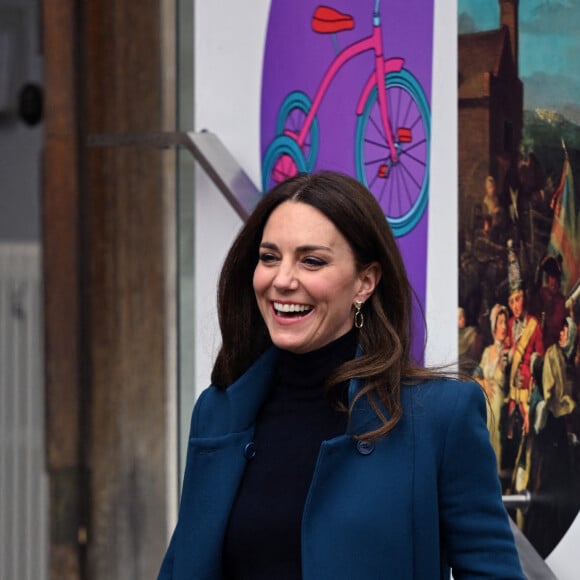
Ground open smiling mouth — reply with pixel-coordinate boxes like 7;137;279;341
273;302;314;318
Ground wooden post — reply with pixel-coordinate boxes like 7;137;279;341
42;0;84;577
43;0;175;578
82;0;174;577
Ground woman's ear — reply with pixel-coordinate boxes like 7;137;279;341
355;262;381;303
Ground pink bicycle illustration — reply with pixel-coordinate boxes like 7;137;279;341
262;0;430;236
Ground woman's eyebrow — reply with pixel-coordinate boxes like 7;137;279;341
296;244;332;252
259;242;332;252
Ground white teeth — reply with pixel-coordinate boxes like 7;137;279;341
273;302;313;313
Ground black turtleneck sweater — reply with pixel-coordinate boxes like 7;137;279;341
222;329;357;579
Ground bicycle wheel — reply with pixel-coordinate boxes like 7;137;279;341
262;134;307;192
276;90;319;170
355;69;430;237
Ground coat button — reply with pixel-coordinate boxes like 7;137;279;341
244;442;256;459
356;440;375;455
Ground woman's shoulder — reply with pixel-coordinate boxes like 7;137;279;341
189;347;279;437
399;378;488;460
403;377;486;425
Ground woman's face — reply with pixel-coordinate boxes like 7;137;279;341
494;312;507;342
559;324;569;348
253;201;379;354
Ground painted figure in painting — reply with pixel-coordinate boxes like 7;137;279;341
536;254;567;349
524;317;579;557
504;259;544;493
482;175;500;217
472;214;507;315
474;304;510;475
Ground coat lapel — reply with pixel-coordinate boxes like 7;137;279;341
175;428;254;579
175;348;279;579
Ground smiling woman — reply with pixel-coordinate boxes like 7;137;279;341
158;171;525;580
253;201;380;354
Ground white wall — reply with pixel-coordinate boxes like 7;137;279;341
192;1;578;575
193;0;270;391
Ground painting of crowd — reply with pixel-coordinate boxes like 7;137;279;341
458;147;580;558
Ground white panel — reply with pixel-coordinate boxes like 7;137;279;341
193;0;269;396
425;0;458;367
546;514;580;579
194;0;270;187
0;243;47;580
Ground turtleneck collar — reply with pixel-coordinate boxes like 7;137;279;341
274;328;358;396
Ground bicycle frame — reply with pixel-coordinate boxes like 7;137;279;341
263;0;430;236
290;0;402;163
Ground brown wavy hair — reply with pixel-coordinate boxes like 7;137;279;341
211;170;443;439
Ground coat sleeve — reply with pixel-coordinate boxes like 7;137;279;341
155;388;210;579
438;381;525;579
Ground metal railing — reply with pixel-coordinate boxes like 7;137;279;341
87;130;262;220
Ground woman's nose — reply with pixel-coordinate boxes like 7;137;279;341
272;262;299;290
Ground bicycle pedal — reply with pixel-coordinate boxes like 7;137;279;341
398;127;412;143
273;154;297;182
378;164;389;178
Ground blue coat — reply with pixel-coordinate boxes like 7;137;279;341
158;348;524;579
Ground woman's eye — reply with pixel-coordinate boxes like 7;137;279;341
303;256;327;268
259;252;278;263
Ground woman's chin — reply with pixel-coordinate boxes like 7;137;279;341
270;334;311;354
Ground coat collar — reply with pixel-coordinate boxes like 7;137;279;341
222;346;384;437
223;346;279;432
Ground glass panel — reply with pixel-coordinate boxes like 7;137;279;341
176;0;195;487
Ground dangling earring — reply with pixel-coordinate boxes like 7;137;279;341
354;300;364;329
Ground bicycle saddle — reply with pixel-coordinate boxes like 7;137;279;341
311;6;355;34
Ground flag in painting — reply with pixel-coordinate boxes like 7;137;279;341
549;152;579;296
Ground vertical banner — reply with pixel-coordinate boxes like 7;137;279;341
458;0;580;562
260;0;434;362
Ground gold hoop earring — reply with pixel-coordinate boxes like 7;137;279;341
354;300;364;329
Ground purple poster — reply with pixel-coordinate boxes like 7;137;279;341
260;0;434;361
